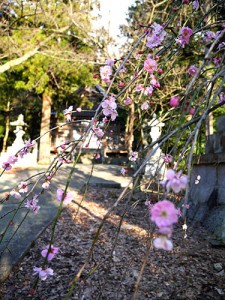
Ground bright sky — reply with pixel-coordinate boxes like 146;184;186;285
97;0;135;39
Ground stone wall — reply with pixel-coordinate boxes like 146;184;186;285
189;154;225;245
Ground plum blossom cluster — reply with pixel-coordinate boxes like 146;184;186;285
100;60;113;84
150;200;178;251
1;139;36;171
135;55;161;110
149;169;188;250
33;244;59;281
25;194;40;215
146;22;167;48
101;95;118;121
161;169;187;193
176;26;193;48
18;139;36;159
10;181;29;199
1;155;18;171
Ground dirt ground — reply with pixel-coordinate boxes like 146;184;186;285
1;187;225;300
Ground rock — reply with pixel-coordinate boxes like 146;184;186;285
213;263;223;272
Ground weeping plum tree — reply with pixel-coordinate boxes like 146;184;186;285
1;0;225;298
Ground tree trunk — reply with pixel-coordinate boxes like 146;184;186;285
2;101;10;152
38;93;52;164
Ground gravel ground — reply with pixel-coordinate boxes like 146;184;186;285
1;187;225;300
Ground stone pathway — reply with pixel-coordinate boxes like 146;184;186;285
0;164;132;282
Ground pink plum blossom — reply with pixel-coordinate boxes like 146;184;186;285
163;154;173;164
102;96;117;112
25;195;40;215
129;152;138;161
153;236;173;251
102;96;118;121
162;169;187;193
60;140;70;150
18;181;28;193
41;245;59;261
2;161;12;170
100;65;112;84
110;110;118;121
93;127;104;138
10;190;21;199
105;58;114;66
188;65;198;76
76;107;82;112
56;189;74;205
1;155;19;170
42;181;51;189
93;153;100;159
119;66;127;73
19;140;36;158
169;96;180;107
150;75;160;88
136;84;144;92
203;31;215;42
176;27;192;48
121;168;127;176
192;0;199;10
189;107;195;115
33;266;53;281
24;139;36;150
181;26;192;44
141;101;149;110
143;86;154;96
151;200;178;228
118;82;125;87
63;106;73;122
146;22;167;48
124;97;133;105
144;58;157;74
7;155;18;164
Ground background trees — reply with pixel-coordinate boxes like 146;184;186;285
0;0;100;162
